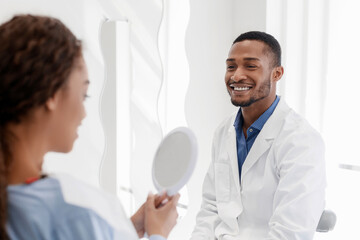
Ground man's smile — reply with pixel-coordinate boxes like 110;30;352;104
229;83;253;92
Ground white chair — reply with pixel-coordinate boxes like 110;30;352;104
316;210;337;232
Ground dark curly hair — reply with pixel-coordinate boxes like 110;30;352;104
0;14;82;239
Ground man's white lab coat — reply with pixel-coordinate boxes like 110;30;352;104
191;98;326;240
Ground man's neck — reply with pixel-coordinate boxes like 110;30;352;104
241;95;276;130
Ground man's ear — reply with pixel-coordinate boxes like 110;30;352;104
45;91;60;111
272;66;284;82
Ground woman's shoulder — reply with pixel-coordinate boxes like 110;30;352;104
7;176;93;220
7;173;138;239
50;173;123;215
6;176;83;239
51;173;138;238
7;176;63;209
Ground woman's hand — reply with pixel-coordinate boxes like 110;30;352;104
144;192;180;238
130;192;169;238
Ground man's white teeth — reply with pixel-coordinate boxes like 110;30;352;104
234;87;250;91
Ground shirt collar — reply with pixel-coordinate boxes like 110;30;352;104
233;95;280;131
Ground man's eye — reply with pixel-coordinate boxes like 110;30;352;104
84;94;90;100
246;65;257;69
227;65;235;70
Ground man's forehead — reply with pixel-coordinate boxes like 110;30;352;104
230;40;266;52
228;40;270;60
226;57;260;62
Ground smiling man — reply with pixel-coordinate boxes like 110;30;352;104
191;31;326;240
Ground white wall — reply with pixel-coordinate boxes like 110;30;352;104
320;0;360;238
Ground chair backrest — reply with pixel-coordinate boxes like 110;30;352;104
316;209;337;232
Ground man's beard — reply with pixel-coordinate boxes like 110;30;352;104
230;79;271;107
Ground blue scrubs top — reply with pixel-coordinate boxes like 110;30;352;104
7;175;165;240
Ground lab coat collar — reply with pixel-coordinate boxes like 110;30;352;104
225;98;291;189
241;98;291;180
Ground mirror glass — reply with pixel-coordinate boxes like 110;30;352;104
152;127;197;196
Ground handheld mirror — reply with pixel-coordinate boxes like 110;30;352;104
152;127;198;196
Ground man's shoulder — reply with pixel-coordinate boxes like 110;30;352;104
284;107;320;135
273;101;324;146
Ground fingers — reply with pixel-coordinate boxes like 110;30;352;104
144;192;180;238
149;192;181;209
161;193;180;211
154;191;167;208
169;193;180;206
146;192;156;210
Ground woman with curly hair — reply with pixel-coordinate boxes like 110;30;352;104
0;14;179;240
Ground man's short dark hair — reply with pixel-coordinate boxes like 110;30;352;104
233;31;281;67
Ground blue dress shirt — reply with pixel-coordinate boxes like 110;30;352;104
233;96;280;183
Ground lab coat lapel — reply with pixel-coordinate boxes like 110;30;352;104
226;123;241;195
222;124;243;227
241;98;290;181
241;134;271;182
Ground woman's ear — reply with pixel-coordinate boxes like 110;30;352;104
45;91;61;111
272;66;284;82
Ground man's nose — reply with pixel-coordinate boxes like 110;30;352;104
231;68;247;82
